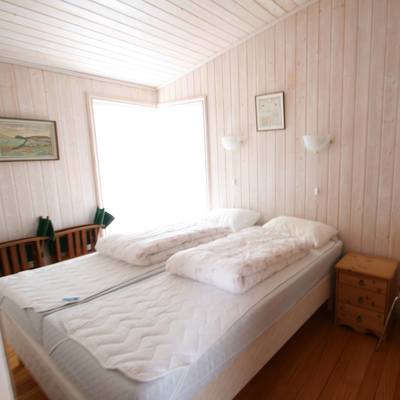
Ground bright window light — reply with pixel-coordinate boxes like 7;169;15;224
92;99;208;233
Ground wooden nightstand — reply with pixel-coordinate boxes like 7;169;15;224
335;253;398;337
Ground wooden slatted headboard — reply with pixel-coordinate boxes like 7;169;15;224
53;224;102;263
0;236;48;276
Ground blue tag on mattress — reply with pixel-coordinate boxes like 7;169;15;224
62;297;80;302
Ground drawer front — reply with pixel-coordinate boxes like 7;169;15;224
337;303;384;334
337;284;386;313
339;271;387;294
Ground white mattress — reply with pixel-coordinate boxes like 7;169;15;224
0;253;164;344
32;240;343;400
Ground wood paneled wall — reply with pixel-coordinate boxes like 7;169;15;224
159;0;400;259
0;62;157;242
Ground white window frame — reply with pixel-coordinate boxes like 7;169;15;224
86;94;211;212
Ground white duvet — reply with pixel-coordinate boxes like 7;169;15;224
96;222;230;266
166;227;313;293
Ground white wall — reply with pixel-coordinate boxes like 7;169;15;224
159;0;400;259
3;0;400;261
0;62;157;241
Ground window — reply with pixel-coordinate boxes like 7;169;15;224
92;98;208;232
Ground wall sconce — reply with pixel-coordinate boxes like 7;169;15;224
221;136;243;152
303;135;333;154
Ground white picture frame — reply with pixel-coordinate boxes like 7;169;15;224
255;92;285;131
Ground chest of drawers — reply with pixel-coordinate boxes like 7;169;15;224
335;253;398;336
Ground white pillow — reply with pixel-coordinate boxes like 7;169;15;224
263;216;337;248
202;208;261;232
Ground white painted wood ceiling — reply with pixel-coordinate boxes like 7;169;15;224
0;0;311;88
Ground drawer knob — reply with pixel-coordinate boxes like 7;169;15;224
358;279;365;287
357;297;364;304
356;315;363;323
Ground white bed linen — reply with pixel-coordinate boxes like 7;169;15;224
0;297;43;344
96;222;230;266
0;222;232;316
0;253;165;346
263;216;337;249
0;253;163;319
167;227;312;293
37;240;342;400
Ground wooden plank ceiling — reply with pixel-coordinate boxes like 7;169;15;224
0;0;311;88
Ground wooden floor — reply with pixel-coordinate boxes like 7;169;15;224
7;309;400;400
6;345;47;400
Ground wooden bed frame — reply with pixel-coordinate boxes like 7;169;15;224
0;274;332;400
53;224;101;263
0;223;102;276
0;236;48;276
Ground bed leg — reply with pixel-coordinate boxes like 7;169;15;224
326;296;334;312
15;355;24;367
6;344;23;368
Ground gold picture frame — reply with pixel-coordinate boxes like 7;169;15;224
0;117;59;162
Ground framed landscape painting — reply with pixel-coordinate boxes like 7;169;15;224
0;117;59;162
255;91;285;131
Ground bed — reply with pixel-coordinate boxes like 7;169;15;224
1;236;342;400
0;218;234;345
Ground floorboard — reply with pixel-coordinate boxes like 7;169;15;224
6;309;400;400
235;309;399;400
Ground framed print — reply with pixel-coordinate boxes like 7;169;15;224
0;117;59;162
255;91;285;131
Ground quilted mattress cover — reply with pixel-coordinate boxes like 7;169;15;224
38;240;342;400
0;253;164;344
